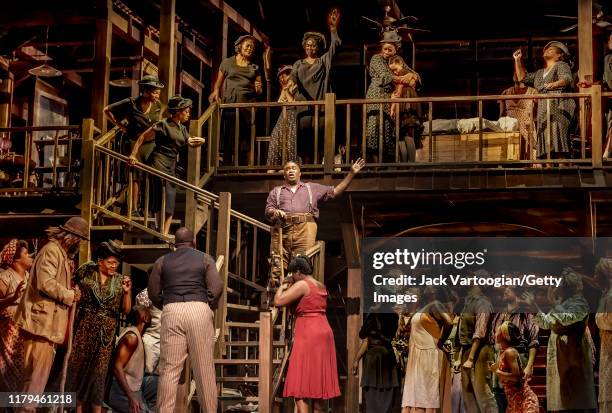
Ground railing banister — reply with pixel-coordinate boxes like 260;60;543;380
79;118;96;264
591;84;603;168
324;93;336;175
215;192;232;358
185;119;202;233
258;311;274;413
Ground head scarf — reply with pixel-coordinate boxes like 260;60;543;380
0;239;18;268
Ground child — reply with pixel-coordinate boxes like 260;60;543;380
489;321;539;413
388;55;423;162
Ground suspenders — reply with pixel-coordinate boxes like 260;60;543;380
275;183;313;215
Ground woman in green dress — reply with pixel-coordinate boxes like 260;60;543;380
66;241;132;413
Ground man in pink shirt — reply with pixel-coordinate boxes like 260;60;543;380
265;158;365;287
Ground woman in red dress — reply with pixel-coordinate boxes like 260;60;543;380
274;256;340;413
490;321;539;413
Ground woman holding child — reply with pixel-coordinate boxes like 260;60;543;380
366;30;420;163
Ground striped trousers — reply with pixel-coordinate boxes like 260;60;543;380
157;301;217;413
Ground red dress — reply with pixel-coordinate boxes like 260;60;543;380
499;349;539;413
283;279;341;399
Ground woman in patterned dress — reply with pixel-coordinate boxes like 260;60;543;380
490;321;539;413
66;241;132;413
366;30;419;163
0;239;32;392
513;41;576;159
266;65;298;169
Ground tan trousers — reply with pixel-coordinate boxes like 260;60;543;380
17;334;56;413
157;302;217;413
269;221;317;285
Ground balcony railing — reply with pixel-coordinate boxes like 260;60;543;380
186;84;607;184
0;125;83;196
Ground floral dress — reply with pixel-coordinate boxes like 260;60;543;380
498;348;539;413
65;262;125;404
266;87;298;166
366;54;395;160
0;268;28;391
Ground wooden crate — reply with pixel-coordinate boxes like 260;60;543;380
420;132;520;162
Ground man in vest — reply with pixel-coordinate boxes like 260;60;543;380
108;305;154;413
147;227;223;413
265;158;365;287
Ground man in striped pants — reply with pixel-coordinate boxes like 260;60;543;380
148;227;224;412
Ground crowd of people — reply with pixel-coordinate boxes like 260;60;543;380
349;265;612;413
0;220;223;413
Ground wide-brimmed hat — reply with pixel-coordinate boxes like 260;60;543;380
234;34;258;49
167;95;193;111
277;65;293;78
379;29;402;45
94;240;124;261
138;75;165;89
302;32;326;49
59;217;89;240
544;41;570;56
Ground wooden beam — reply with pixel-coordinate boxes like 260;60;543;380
591;83;603;168
578;0;594;83
79;119;95;264
222;14;229;60
91;0;112;132
258;311;273;413
215;192;232;357
0;75;13;128
159;0;177;101
341;222;361;413
207;0;269;45
324;93;336;175
185;120;202;233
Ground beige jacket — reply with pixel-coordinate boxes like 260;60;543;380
13;240;76;344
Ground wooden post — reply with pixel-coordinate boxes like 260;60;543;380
324;93;336;175
221;14;229;60
91;0;112;132
578;0;593;84
341;222;361;413
79;119;95;264
209;104;221;170
591;84;603;168
0;75;13;128
215;192;232;357
159;0;177;102
316;241;325;284
185;120;201;232
259;311;273;413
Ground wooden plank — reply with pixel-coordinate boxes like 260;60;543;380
222;15;229;60
341;222;361;413
185;121;201;233
79;119;95;264
258;311;273;413
91;0;112;132
577;0;593;84
215;192;232;357
324;93;336;175
591;84;603;168
159;0;177;102
0;76;13;128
